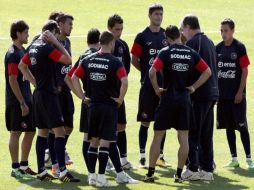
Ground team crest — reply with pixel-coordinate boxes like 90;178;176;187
231;52;237;60
118;47;123;54
162;39;168;46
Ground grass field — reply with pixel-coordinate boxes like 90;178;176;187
0;0;254;189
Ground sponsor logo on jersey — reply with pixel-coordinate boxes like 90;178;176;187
171;54;191;60
172;63;189;72
88;63;109;70
90;72;107;81
218;61;236;68
61;65;71;74
218;70;236;78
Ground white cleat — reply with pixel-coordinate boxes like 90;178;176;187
96;175;112;187
199;170;214;181
88;173;97;186
181;169;200;181
122;162;137;170
116;171;139;184
106;161;115;172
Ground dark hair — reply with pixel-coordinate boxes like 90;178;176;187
87;28;100;45
107;14;123;28
182;15;200;30
165;25;180;40
48;11;62;21
10;20;29;40
99;31;114;45
149;3;163;15
42;20;60;34
221;18;235;30
56;13;74;24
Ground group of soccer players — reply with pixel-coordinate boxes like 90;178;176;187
4;3;253;187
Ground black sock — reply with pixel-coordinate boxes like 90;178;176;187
176;168;183;178
160;133;166;156
36;136;47;174
139;125;148;154
147;167;155;177
239;125;251;158
47;133;57;165
82;141;90;173
98;147;109;175
109;142;123;173
20;161;28;167
54;137;66;172
88;147;98;173
117;131;127;158
226;129;237;157
65;135;69;147
12;163;20;170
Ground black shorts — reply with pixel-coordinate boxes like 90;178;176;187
58;91;74;128
137;84;160;122
80;103;89;133
217;98;247;130
5;102;35;132
88;104;118;141
154;93;194;131
118;100;127;124
33;90;64;129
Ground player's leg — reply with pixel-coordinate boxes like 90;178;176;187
224;129;239;167
47;131;59;177
139;121;150;167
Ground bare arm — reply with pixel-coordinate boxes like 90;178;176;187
131;55;141;71
71;74;84;100
65;75;80;97
149;67;166;97
234;67;248;104
18;62;36;86
112;76;128;106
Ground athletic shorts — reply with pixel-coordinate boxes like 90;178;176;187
88;103;118;141
33;90;64;129
118;100;127;124
79;103;89;133
58;91;74;128
217;98;247;130
5;102;35;132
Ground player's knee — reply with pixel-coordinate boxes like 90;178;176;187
38;129;49;137
141;122;150;128
117;124;126;132
65;127;73;135
100;139;110;148
10;131;22;138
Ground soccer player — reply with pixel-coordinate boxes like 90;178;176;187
131;3;170;168
180;15;219;181
19;20;79;182
66;28;100;177
107;14;134;170
216;18;254;169
5;20;36;178
72;31;138;187
143;25;211;183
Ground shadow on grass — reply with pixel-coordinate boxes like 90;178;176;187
227;167;254;178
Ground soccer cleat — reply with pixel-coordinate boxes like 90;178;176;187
156;157;172;168
116;171;139;184
122;161;137;170
199;170;214;181
11;169;32;178
174;174;184;183
59;172;80;182
142;174;155;183
181;169;200;181
139;158;146;168
23;167;37;175
106;161;115;172
246;160;254;169
37;170;55;181
65;151;74;166
88;173;97;186
223;160;240;168
96;175;112;187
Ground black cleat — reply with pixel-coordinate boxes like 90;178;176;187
139;158;146;168
174;174;184;183
142;174;155;183
59;172;80;183
23;167;37;175
37;172;55;181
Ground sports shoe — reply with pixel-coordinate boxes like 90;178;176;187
59;172;80;182
199;170;214;181
174;174;184;183
139;158;146;168
88;173;97;186
65;151;73;165
142;174;155;183
116;171;139;184
51;165;60;178
96;175;112;187
11;169;32;178
223;160;240;168
156;157;171;168
122;161;137;170
181;169;200;181
37;170;55;181
23;167;37;175
106;161;115;171
246;160;254;169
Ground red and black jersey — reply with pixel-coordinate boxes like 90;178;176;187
22;39;63;94
4;44;32;106
131;27;168;86
153;44;208;94
55;38;72;93
216;39;250;99
74;51;127;106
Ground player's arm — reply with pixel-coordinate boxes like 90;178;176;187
112;66;128;106
18;53;36;86
65;63;80;97
234;46;250;104
43;30;72;65
187;58;211;93
8;61;29;116
131;34;143;71
124;42;131;74
149;57;166;97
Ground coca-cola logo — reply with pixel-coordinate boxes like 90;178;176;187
218;70;236;79
172;63;189;72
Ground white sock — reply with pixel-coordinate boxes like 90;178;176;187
140;153;146;159
97;174;105;180
120;157;128;165
232;157;238;161
20;166;28;170
59;169;68;178
159;154;164;159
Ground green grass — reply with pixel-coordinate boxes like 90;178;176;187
0;0;254;189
